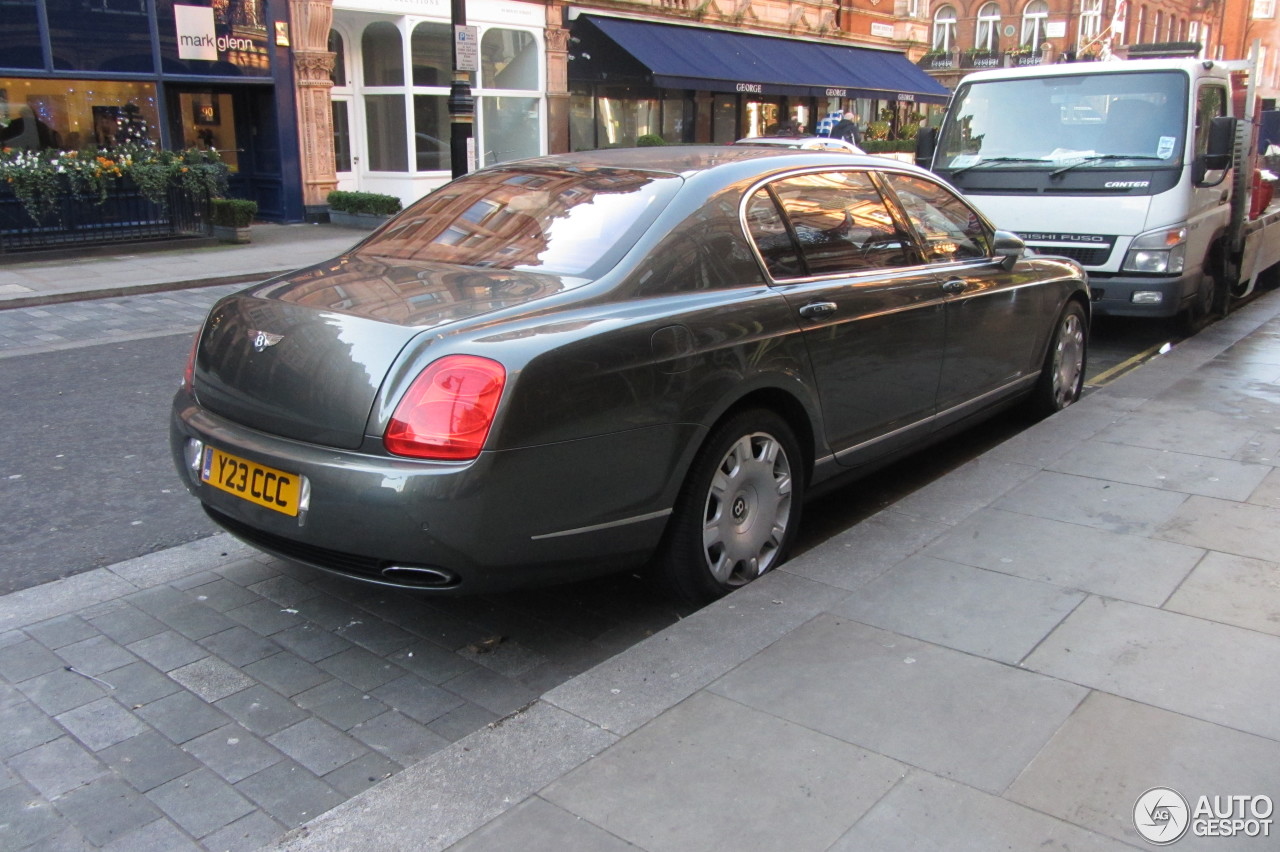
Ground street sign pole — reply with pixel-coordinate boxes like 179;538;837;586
449;0;476;180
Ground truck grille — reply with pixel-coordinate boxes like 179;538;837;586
1031;245;1113;266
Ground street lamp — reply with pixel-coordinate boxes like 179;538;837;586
449;0;476;179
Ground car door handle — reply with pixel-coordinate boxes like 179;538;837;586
798;301;838;320
940;279;968;294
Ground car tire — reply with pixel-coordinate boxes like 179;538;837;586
651;409;804;606
1028;300;1087;419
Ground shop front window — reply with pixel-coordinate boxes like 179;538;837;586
333;101;352;171
662;93;692;143
48;0;152;73
364;22;404;86
480;96;539;165
329;31;347;87
174;91;238;171
481;29;538;90
713;93;737;142
0;0;42;70
0;78;159;151
595;87;658;147
413;95;450;172
365;93;408;171
411;22;451;87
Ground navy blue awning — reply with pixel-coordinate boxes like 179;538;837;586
571;15;950;104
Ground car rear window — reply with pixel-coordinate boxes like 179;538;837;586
357;166;681;277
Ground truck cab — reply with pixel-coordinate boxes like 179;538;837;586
919;58;1271;325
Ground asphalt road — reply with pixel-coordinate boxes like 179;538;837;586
0;308;1182;596
0;333;214;594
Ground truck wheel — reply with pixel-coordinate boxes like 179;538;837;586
1177;273;1217;335
651;409;804;605
1028;301;1087;419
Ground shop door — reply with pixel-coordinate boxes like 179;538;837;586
230;89;285;220
168;86;285;220
332;95;361;191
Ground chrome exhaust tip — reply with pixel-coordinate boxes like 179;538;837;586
380;565;459;588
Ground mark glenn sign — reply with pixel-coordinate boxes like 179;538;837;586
175;3;262;63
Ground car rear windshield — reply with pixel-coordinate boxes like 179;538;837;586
357;166;682;277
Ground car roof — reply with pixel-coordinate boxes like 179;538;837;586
474;145;892;179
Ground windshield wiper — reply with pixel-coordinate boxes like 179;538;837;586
1050;154;1165;177
948;156;1049;177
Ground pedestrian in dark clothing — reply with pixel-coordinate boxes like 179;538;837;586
832;111;861;146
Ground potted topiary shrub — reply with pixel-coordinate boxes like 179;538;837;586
635;134;666;147
327;190;403;229
210;198;258;244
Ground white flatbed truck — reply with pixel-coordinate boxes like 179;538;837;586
916;53;1280;329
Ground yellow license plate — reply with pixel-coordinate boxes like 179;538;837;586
200;447;301;517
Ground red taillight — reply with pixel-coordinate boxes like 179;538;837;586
384;355;506;460
182;333;200;391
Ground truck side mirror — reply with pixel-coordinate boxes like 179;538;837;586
1196;116;1236;185
915;127;937;169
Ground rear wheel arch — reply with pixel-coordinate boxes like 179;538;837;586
648;387;818;605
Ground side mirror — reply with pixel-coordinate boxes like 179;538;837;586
1196;116;1236;185
992;230;1025;271
915;127;938;169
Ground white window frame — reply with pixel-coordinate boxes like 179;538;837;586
1079;0;1103;44
1021;0;1050;48
976;2;1002;51
932;5;958;50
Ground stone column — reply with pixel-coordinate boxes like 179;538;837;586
546;4;571;155
290;0;338;222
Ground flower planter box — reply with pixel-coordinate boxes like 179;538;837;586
329;210;391;230
212;224;252;244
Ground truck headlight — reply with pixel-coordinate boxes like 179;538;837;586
1122;226;1187;274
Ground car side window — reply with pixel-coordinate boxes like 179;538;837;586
882;173;991;264
745;187;804;278
766;171;915;276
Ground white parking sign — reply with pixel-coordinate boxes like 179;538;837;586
455;25;478;72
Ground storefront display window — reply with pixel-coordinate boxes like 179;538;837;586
364;23;404;87
413;95;450;172
334;15;544;183
662;93;692;143
0;0;43;70
333;102;352;172
366;93;408;171
596;87;658;147
47;0;153;73
0;77;160;151
481;29;537;90
329;31;347;87
411;23;451;87
480;96;539;166
713;94;737;143
173;91;239;172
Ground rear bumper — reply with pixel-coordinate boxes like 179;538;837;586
170;394;693;594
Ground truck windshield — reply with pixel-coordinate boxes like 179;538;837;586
937;70;1189;172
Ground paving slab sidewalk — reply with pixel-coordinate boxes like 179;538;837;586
275;289;1280;852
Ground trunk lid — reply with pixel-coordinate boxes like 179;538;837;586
193;255;578;449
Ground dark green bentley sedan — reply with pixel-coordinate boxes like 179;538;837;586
171;147;1088;603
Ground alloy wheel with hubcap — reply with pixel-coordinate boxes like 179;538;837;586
652;409;804;604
